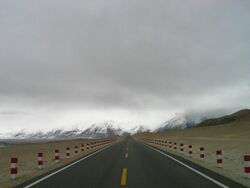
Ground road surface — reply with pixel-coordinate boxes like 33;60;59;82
17;137;246;188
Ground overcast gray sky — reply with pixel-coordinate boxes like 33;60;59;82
0;0;250;132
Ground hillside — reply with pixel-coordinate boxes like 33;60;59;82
136;109;250;139
196;109;250;127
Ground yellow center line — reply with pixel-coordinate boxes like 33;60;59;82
121;168;127;186
125;153;128;159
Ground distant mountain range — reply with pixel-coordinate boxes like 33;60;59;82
1;109;249;140
0;121;149;140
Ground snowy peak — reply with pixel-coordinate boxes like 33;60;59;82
81;121;124;138
129;125;149;134
155;115;195;132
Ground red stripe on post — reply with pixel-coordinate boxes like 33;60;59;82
217;159;223;164
244;155;250;161
216;150;222;155
245;167;250;173
11;168;17;174
11;157;18;163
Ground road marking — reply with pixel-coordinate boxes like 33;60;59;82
120;168;127;186
144;143;229;188
23;144;115;188
125;153;128;159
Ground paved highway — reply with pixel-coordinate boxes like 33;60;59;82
17;137;246;188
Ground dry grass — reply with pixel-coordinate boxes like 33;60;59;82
0;137;121;188
135;121;250;187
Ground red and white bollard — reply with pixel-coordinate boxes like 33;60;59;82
216;150;223;168
200;147;205;160
244;155;250;179
169;142;172;149
75;146;78;155
81;144;84;152
188;145;193;157
174;142;177;150
66;147;70;158
180;143;184;154
37;153;43;169
54;149;59;163
165;141;168;147
10;157;18;179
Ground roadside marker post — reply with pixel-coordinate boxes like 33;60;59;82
180;143;184;154
75;146;78;155
188;145;193;158
200;147;205;160
10;157;18;179
174;142;177;150
169;142;172;150
216;150;223;168
54;149;60;163
37;153;43;169
244;155;250;179
66;147;70;158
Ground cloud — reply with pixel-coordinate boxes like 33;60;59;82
0;0;250;131
1;110;31;116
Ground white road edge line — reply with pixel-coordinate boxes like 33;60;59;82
23;144;114;188
143;143;229;188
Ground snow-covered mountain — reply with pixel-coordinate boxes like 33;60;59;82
4;129;83;140
129;125;150;134
79;121;124;138
155;115;195;132
0;121;143;140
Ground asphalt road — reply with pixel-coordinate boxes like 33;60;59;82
17;137;246;188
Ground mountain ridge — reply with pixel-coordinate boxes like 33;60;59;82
0;121;147;140
196;109;250;127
